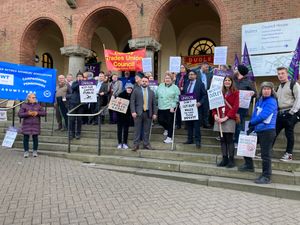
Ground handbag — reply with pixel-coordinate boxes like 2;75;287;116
225;99;240;124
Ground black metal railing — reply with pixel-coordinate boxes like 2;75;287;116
0;100;25;127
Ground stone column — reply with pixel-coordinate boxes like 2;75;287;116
128;37;161;76
60;45;93;77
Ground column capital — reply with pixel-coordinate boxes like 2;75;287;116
128;37;161;51
60;45;93;57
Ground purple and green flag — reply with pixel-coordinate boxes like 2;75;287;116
234;53;239;70
288;37;300;80
242;43;255;81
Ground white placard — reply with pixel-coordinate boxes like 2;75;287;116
169;57;181;73
108;97;130;114
237;134;257;158
210;75;224;90
179;99;198;121
242;18;300;55
79;81;97;103
207;88;225;110
2;127;18;148
213;46;228;65
239;90;253;109
142;58;152;72
0;111;7;121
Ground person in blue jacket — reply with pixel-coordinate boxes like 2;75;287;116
239;82;278;184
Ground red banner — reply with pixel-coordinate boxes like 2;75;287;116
104;49;146;71
183;55;214;69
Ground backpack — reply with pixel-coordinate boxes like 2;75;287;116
276;79;300;121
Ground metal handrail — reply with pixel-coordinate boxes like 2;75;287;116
0;101;25;126
67;104;108;155
0;99;9;105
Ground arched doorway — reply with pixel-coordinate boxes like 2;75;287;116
150;0;222;79
20;19;65;74
78;9;132;73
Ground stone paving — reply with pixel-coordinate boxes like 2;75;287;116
0;149;300;225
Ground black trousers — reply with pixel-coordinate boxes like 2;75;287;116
57;97;68;128
117;122;129;144
158;109;175;138
220;132;234;157
275;113;298;154
245;129;276;178
69;105;84;137
199;95;210;127
186;117;201;144
23;134;38;152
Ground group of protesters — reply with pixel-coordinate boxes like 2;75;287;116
20;61;300;184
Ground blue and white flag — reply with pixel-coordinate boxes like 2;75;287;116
0;61;57;103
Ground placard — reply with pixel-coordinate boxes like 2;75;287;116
0;111;7;121
210;75;224;90
237;134;257;158
142;58;152;72
213;46;228;65
79;80;97;103
169;57;181;73
108;97;130;114
149;80;158;93
179;94;198;121
207;88;225;110
239;90;253;109
2;126;18;148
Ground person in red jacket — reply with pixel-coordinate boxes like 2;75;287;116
212;76;239;168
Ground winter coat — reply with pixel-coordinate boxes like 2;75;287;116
212;90;239;120
18;103;46;135
117;90;133;125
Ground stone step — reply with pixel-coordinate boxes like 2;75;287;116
13;149;299;186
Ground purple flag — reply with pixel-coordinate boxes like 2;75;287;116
234;53;240;70
242;43;255;81
288;37;300;80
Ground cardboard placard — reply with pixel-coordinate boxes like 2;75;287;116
79;80;97;103
237;134;257;158
108;97;130;114
207;88;225;110
210;75;224;90
2;127;18;148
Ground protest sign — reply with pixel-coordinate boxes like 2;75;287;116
237;134;257;158
79;80;97;103
108;97;130;114
179;94;198;121
169;57;181;73
149;80;158;93
142;58;152;72
0;61;56;103
0;111;7;121
210;75;224;90
213;46;228;65
2;126;18;148
239;90;253;109
104;49;146;71
207;88;225;110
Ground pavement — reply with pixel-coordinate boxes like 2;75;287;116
0;148;300;225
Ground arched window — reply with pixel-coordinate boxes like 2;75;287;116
188;38;216;55
42;53;53;68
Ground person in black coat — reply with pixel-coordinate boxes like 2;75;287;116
183;70;207;148
116;83;134;149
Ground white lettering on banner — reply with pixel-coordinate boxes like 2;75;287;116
180;99;198;121
237;134;257;158
108;97;130;114
0;73;14;86
208;88;225;110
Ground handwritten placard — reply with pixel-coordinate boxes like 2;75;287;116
108;97;130;114
79;80;97;103
179;94;198;121
237;134;257;158
207;88;225;110
142;58;152;72
2;126;18;148
214;46;228;65
169;57;181;73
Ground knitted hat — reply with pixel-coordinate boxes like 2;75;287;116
237;65;249;76
260;81;274;89
135;72;144;78
125;83;134;89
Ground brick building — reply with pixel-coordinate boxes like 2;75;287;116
0;0;299;81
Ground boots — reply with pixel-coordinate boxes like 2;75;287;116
227;156;235;168
217;156;228;167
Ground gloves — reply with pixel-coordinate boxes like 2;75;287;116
247;126;255;135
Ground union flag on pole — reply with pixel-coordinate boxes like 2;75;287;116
288;37;300;80
242;43;255;81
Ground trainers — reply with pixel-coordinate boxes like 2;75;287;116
234;143;238;149
164;137;172;144
215;137;221;141
24;151;29;158
163;130;168;136
123;144;129;149
33;151;38;157
280;153;292;161
117;144;123;149
255;176;271;184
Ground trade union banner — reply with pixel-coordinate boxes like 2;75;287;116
0;61;56;103
183;55;214;69
104;49;146;71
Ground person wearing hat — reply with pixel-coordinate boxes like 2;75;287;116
239;81;277;184
116;83;134;149
233;64;257;147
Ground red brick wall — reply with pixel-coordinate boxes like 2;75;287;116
0;0;299;66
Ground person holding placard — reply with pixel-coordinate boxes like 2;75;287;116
240;82;277;184
212;76;239;168
157;73;180;144
108;74;123;124
18;93;46;158
116;83;134;149
183;70;206;149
